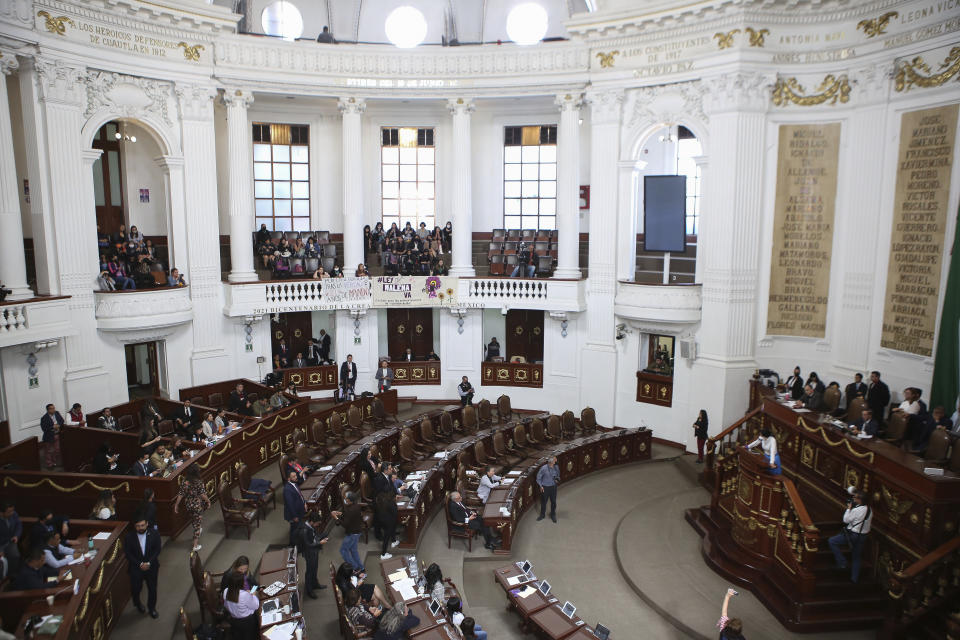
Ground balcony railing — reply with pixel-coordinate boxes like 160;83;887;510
94;287;193;331
614;281;702;327
0;296;75;348
223;276;586;316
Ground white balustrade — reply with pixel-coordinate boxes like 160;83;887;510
0;297;76;348
0;304;27;333
94;287;193;331
614;282;702;329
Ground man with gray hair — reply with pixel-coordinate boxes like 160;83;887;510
448;491;499;550
334;491;365;573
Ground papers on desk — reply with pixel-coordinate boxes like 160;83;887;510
857;433;874;440
499;506;511;516
506;575;526;586
263;581;286;597
392;576;420;601
263;621;299;640
34;615;63;635
387;569;408;582
502;478;515;485
317;465;333;472
465;469;477;475
516;586;537;599
507;470;522;476
433;451;447;458
92;531;111;541
794;408;812;413
261;611;284;626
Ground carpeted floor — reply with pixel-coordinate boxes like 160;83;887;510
109;422;877;640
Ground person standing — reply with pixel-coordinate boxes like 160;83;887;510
828;489;872;583
485;337;500;361
785;366;804;400
283;470;307;547
124;511;161;618
746;427;781;475
458;376;475;407
40;403;64;469
693;409;709;464
376;359;394;392
375;489;398;560
334;492;365;572
222;572;259;640
293;511;329;598
341;354;358;396
866;371;891;422
536;457;561;523
716;588;745;640
318;329;331;362
844;373;867;409
0;501;22;576
173;466;210;552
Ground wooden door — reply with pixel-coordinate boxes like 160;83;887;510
146;342;160;396
271;311;314;362
387;309;434;360
505;310;544;363
92;122;125;233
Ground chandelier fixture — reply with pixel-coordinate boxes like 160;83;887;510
385;6;428;49
114;124;136;143
506;3;548;46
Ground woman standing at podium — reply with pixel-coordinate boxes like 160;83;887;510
746;427;781;475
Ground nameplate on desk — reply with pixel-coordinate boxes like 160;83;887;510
924;467;945;476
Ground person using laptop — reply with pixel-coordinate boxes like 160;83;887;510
445;597;487;640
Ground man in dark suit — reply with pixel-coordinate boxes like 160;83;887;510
448;491;498;549
866;371;891;422
12;547;56;590
229;383;253;416
174;400;197;436
318;329;331;362
795;383;826;412
131;452;154;477
0;500;23;574
850;408;880;437
125;512;161;617
277;339;290;360
292;352;307;368
305;339;321;365
293;511;329;598
40;403;64;469
283;471;307;546
340;355;357;394
845;373;867;410
399;348;415;362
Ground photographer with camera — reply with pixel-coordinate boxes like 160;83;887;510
828;487;872;583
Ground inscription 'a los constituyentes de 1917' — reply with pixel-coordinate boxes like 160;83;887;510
766;123;842;338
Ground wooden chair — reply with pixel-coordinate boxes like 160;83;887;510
402;426;432;456
477;399;494;429
308;418;331;460
444;493;477;551
339;482;372;543
371;397;397;426
512;423;537;454
189;551;222;624
949;440;960;473
456;478;482;507
528;418;549;447
201;571;231;632
561;410;577;439
824;387;842;413
883;412;908;444
217;482;260;539
492;228;506;241
347;406;366;436
546;415;563;442
492;430;523;467
439;411;458;438
497;395;514;423
421;418;448;445
463;405;479;434
924;429;951;465
457;464;479;490
237;462;276;516
328;412;348;448
398;436;429;468
473;440;498;470
489;254;506;276
846;396;867;422
179;607;194;640
580;407;598;434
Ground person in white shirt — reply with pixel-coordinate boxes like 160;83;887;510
222;572;260;639
201;412;216;439
892;387;922;415
375;360;393;392
827;489;872;583
745;427;781;475
42;531;79;568
476;467;501;504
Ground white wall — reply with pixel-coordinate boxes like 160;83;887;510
8;75;31;238
121;122;168;236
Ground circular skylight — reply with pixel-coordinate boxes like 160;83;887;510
385;6;428;48
261;1;304;41
506;3;548;46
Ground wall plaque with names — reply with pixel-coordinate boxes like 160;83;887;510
766;123;841;338
880;104;958;356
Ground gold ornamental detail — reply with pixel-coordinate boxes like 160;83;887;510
714;29;740;50
772;75;851;107
894;47;960;92
857;11;898;38
596;50;619;68
37;11;74;35
3;477;129;493
745;27;769;47
881;486;913;525
177;42;205;62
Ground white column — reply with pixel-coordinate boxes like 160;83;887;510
154;155;187;272
692;71;771;428
339;97;366;271
178;84;229;383
447;98;476;276
554;93;582;279
0;53;32;300
223;89;257;282
580;90;623;425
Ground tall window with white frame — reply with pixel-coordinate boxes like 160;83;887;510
676;126;701;235
253;123;310;232
381;127;435;230
503;125;557;230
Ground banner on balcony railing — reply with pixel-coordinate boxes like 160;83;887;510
321;277;372;308
370;276;459;307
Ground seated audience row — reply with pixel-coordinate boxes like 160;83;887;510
96;222;186;290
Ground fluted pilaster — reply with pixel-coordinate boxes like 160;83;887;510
339;97;366;271
447;97;476;276
554;93;582;279
0;51;32;300
223;89;257;282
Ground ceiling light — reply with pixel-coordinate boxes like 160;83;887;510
506;3;548;46
261;0;304;41
385;6;428;48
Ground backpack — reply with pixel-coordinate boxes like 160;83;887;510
193;623;225;640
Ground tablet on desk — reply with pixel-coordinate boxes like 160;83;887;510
594;622;610;639
560;601;576;619
518;559;531;574
428;598;443;617
537;580;551;596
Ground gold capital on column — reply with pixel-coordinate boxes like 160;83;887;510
337;97;366;115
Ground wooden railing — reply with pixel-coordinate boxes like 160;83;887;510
778;476;820;578
881;535;960;639
703;405;763;486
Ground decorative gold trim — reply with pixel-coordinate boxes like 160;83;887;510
795;417;874;462
75;539;121;624
596;50;619;68
714;29;739;49
37;10;74;35
894;47;960;92
857;11;898;38
3;477;129;493
745;27;769;47
242;409;296;439
881;486;913;525
196;441;232;469
772;75;851;107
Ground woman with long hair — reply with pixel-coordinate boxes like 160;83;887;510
373;602;419;640
336;562;387;608
746;426;781;475
90;489;116;520
693;409;709;464
424;563;444;603
138;418;161;455
446;597;487;639
219;554;258;594
222;571;259;640
173;465;210;551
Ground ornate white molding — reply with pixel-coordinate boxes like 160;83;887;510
94;287;193;331
337;96;366;115
221;87;253;109
0;0;32;26
34;58;86;106
702;71;773;115
585;89;623;126
0;51;19;75
555;92;583;112
176;83;218;122
615;282;702;326
446;97;475;116
85;69;173;125
625;80;706;133
851;61;895;105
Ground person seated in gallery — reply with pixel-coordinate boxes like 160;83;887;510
425;350;440;361
11;547;57;590
97;407;118;430
89;489;117;521
805;371;826;393
273;251;292;278
106;255;135;290
793;383;826;412
150;444;174;474
356;263;370;277
398;348;416;362
849;408;880;437
251;397;271;417
510;243;535;278
229;383;253;416
258;237;277;269
270;388;291;410
41;531;79;569
93;443;121;475
174;399;198;437
188;422;210;445
167;268;186;287
432;257;448;276
65;402;86;427
291;352;307;368
139;419;162;455
130;451;156;477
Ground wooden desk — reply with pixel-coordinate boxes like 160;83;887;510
494;564;537;591
565;626;609;640
480;362;543;388
508;587;554;620
280;365;339;392
405;598;442;636
259;549;293;577
635;371;673;407
389;361;442;386
530;604;584;640
257;547;302;639
409;623;458;639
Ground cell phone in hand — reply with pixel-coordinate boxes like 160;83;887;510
731;590;739;596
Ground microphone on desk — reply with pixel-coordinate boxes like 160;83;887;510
38;579;79;606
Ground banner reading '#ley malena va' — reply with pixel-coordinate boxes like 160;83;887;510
370;276;459;307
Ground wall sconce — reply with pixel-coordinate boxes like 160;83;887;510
451;307;467;335
549;311;568;338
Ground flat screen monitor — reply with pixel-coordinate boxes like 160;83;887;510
643;175;687;253
519;560;531;575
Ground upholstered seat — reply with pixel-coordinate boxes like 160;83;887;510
218;482;259;539
237;462;276;516
444;493;477;551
